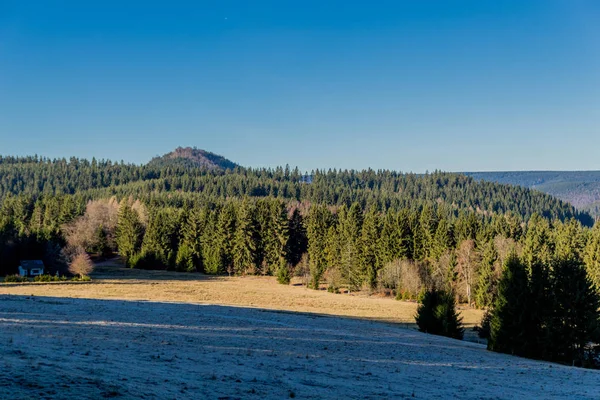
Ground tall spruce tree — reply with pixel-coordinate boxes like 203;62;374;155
340;203;364;290
474;240;498;308
306;204;331;289
233;200;257;275
550;258;600;365
177;208;205;272
286;207;307;267
488;254;530;356
115;199;144;266
360;207;381;288
216;202;237;274
583;223;600;293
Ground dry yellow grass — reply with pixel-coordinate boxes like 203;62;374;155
0;263;484;328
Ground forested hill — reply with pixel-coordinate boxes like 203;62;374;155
147;147;238;170
0;152;593;225
465;171;600;218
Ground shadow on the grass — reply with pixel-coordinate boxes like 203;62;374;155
0;294;481;348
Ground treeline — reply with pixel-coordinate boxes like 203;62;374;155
0;155;592;226
4;191;600;311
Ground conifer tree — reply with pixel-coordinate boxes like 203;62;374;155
141;207;180;268
474;240;498;308
340;203;364;290
431;217;453;261
417;204;437;259
378;211;403;265
115;200;143;266
526;262;553;359
488;254;530;355
286;207;307;266
583;223;600;293
215;202;237;274
276;258;291;285
306;204;330;289
202;208;222;274
550;258;600;365
177;208;205;272
360;208;381;288
522;213;553;272
233;200;257;275
554;219;584;262
324;223;341;273
415;289;464;340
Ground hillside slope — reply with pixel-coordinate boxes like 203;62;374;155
465;171;600;217
1;295;598;399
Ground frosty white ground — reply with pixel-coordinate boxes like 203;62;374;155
1;295;598;399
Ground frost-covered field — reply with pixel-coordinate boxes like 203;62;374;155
1;295;599;399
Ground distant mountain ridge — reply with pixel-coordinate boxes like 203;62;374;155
465;171;600;217
148;147;238;170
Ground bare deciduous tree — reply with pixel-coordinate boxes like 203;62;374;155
63;198;119;255
69;249;94;278
457;240;480;305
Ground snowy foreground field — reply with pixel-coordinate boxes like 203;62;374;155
1;295;599;399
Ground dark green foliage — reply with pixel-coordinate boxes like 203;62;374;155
286;208;307;267
583;223;600;293
478;309;492;339
141;207;181;269
306;204;331;289
360;208;381;289
415;289;464;340
340;203;363;290
550;259;600;365
276;261;291;285
489;253;600;367
115;201;144;267
0;155;590;226
233;200;257;275
466;171;600;220
147;147;238;170
488;254;530;355
473;240;498;308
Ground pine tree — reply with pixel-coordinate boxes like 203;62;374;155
583;223;600;293
550;258;600;365
378;211;404;264
286;207;307;267
488;254;530;355
554;219;584;262
324;223;341;274
202;208;222;274
141;207;180;268
175;242;195;272
360;207;381;288
340;203;363;290
115;199;143;266
522;213;553;272
415;289;464;340
261;200;289;274
474;240;498;308
306;204;331;289
233;200;257;275
276;259;291;285
431;217;453;261
178;208;205;272
526;262;553;359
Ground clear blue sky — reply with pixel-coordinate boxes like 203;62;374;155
0;1;598;172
